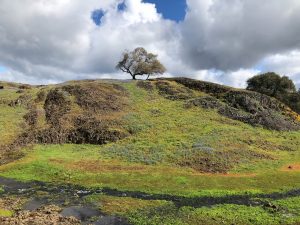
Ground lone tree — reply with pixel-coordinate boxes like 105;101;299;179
116;47;166;80
246;72;296;97
247;72;300;113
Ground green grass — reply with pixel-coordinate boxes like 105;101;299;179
126;203;300;225
0;80;300;224
0;209;13;217
85;194;170;215
2;144;300;197
1;81;300;195
0;89;27;144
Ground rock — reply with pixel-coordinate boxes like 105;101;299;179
0;205;81;225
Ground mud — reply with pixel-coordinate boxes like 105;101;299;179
1;176;300;211
0;177;129;224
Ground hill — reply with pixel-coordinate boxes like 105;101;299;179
0;78;300;224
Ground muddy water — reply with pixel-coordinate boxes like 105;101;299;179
0;177;129;224
1;176;300;224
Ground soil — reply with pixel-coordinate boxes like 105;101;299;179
281;164;300;172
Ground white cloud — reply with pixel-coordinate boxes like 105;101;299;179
191;68;260;88
181;0;300;71
259;51;300;88
0;0;300;87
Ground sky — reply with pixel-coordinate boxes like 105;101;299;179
143;0;187;22
0;0;300;88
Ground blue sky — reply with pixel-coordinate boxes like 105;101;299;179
91;0;187;25
0;66;6;73
144;0;187;22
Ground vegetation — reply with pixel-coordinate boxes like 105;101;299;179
247;72;300;114
169;77;300;131
116;47;166;80
0;78;300;224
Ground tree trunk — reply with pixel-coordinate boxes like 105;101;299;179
146;74;150;80
132;75;136;80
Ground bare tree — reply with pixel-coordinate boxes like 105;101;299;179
116;47;166;80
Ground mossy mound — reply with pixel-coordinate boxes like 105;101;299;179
170;77;300;131
32;82;129;145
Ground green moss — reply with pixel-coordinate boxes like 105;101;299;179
0;209;13;217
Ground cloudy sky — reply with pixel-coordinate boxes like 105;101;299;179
0;0;300;88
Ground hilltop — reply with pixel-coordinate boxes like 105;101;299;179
0;78;300;224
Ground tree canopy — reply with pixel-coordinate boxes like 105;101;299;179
247;72;296;97
247;72;300;113
116;47;166;80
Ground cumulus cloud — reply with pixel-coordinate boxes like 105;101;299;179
0;0;184;83
188;68;260;88
259;51;300;88
0;0;299;86
181;0;300;71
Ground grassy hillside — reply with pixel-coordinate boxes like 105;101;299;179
0;78;300;224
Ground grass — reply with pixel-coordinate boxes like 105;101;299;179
1;145;300;197
126;203;300;225
85;194;170;215
0;89;27;145
0;209;13;217
0;80;300;224
0;105;26;145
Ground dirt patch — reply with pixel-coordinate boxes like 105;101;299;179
281;164;300;172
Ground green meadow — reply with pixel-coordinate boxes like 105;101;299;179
0;80;300;224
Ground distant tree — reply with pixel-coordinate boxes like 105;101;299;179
247;72;300;113
116;47;166;80
246;72;296;98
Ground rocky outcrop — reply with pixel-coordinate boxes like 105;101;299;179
170;78;300;131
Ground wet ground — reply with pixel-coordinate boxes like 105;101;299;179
0;177;129;224
1;176;300;224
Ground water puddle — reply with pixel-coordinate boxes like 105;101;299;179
0;177;129;224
